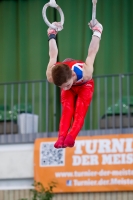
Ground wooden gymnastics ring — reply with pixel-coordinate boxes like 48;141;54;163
42;0;64;31
92;0;97;26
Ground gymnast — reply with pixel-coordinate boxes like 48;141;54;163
46;19;103;148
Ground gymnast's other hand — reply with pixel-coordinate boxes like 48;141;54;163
88;19;103;33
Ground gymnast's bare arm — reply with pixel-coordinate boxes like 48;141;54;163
46;22;63;83
46;39;58;83
83;20;103;81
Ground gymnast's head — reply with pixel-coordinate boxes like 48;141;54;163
52;63;74;90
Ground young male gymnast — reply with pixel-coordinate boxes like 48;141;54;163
46;19;103;148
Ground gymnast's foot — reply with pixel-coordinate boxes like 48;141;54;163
63;134;75;148
54;136;65;148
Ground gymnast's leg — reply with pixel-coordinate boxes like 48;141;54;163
64;81;94;147
54;89;76;148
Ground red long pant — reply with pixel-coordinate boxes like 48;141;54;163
58;79;94;140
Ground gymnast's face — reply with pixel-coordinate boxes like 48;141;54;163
59;78;74;90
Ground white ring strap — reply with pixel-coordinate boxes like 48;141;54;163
92;0;97;26
42;0;64;31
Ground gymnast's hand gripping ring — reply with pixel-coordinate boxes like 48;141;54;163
42;0;64;31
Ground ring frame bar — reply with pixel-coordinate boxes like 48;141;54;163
42;3;64;31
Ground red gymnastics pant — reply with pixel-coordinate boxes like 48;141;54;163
57;79;94;144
